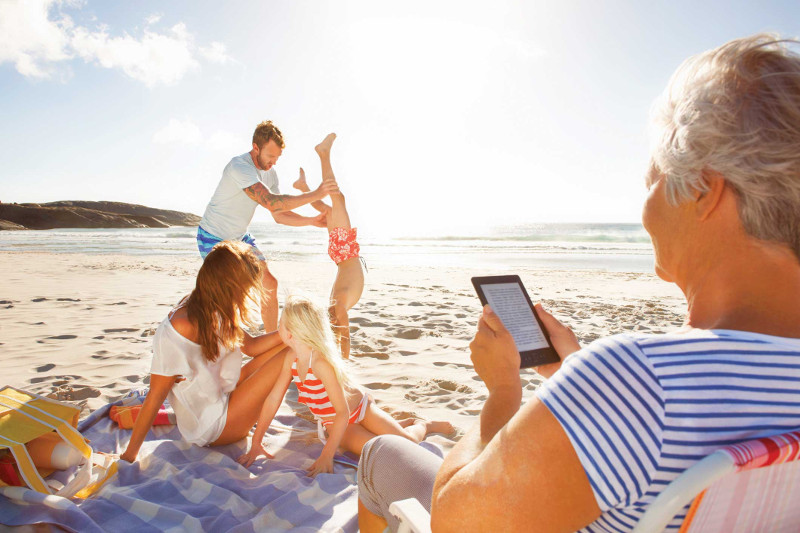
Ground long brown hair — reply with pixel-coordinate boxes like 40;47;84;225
187;241;264;361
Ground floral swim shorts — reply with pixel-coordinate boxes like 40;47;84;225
328;227;360;264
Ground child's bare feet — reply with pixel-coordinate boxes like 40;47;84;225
398;418;417;429
315;133;337;155
426;420;455;436
293;167;309;192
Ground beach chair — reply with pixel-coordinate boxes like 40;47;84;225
633;429;800;532
390;430;800;533
390;498;432;533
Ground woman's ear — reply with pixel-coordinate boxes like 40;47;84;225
695;169;727;221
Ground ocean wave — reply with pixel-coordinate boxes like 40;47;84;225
396;234;652;244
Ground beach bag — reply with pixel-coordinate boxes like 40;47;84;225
0;386;117;498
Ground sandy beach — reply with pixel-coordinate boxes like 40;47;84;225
0;250;686;452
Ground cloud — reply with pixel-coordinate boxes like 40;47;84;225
206;130;243;153
153;119;202;145
0;0;72;79
154;119;244;153
199;42;233;65
71;23;199;87
0;0;234;86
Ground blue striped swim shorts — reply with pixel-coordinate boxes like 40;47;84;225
196;226;266;261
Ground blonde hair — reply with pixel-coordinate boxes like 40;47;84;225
187;241;264;362
649;33;800;258
281;294;353;387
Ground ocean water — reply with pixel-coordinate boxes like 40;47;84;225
0;222;655;272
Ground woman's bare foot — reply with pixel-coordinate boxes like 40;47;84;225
315;133;337;155
293;167;309;192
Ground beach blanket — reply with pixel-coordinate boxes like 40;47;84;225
0;389;360;532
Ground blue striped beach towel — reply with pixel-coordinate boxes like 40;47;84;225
0;389;359;532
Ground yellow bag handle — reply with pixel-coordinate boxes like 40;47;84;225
0;435;50;494
0;394;91;460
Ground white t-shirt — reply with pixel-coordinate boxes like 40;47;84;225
536;329;800;532
150;314;243;446
199;152;280;240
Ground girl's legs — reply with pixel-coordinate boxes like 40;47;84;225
338;401;453;455
210;345;288;445
295;134;365;359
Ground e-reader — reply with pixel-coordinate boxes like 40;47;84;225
471;275;560;368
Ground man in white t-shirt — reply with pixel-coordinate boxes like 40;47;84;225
197;120;338;330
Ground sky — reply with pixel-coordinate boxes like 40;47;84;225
1;0;799;236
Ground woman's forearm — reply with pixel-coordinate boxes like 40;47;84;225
242;331;284;357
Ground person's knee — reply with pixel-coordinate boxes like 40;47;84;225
330;297;349;324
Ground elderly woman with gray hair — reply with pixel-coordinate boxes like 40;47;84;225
356;34;800;532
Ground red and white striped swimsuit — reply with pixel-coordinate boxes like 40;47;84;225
291;356;336;420
290;354;369;431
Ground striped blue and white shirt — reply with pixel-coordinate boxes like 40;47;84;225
536;329;800;532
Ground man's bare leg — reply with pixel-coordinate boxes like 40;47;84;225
261;262;279;331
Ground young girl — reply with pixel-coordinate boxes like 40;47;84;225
120;241;286;462
293;133;363;359
236;295;453;476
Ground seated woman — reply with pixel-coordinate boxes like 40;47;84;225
357;34;800;532
293;133;364;359
120;241;286;462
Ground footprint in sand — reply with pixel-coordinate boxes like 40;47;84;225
0;300;11;305
91;350;110;360
104;327;139;333
57;298;81;302
108;302;128;306
37;334;78;343
433;361;473;370
364;382;391;390
30;374;80;385
351;316;387;327
352;352;390;360
35;363;55;372
49;384;101;401
32;297;48;302
408;301;424;307
398;350;416;356
394;328;423;340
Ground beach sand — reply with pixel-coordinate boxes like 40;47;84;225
0;251;686;451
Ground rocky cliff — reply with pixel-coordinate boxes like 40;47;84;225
0;201;201;230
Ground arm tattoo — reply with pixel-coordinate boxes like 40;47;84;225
244;183;290;213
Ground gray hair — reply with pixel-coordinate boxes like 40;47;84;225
649;34;800;259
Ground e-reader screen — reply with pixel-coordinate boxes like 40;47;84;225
471;275;560;368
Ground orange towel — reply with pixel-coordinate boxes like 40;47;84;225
109;404;174;429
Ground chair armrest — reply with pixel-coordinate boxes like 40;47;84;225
633;450;736;533
389;498;432;533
